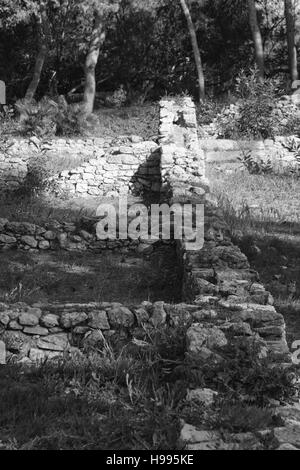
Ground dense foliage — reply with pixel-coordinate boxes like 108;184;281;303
0;0;299;104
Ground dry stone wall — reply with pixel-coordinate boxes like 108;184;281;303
160;100;298;451
0;217;164;253
0;136;161;197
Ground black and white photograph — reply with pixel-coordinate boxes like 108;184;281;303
0;0;300;454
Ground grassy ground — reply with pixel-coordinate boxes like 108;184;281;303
0;193;145;225
0;246;182;305
0;331;295;450
1;103;160;141
208;165;300;346
93;103;160;140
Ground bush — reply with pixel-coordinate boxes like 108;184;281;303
196;100;223;127
215;68;300;139
238;150;273;174
15;97;86;138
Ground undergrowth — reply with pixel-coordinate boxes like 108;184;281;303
0;325;297;450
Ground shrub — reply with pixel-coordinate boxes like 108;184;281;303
215;68;300;139
0;105;16;135
238;150;273;174
196;99;223;127
105;85;128;108
15;97;86;138
214;403;281;433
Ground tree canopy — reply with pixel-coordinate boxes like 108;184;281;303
0;0;299;106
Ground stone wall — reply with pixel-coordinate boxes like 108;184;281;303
202;136;299;171
160;100;298;451
0;136;161;197
0;217;163;253
158;98;289;359
159;97;208;202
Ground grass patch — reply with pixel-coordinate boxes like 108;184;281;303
0;326;189;450
0;247;182;305
93;103;160;140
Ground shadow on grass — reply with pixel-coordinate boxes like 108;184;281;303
0;245;182;305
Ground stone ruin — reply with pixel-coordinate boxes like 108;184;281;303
0;97;299;449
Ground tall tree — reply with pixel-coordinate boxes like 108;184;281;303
248;0;264;81
25;1;51;101
284;0;298;82
83;8;105;114
82;0;120;115
179;0;205;101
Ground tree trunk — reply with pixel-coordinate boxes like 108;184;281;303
248;0;264;81
179;0;205;101
83;11;105;115
285;0;299;82
25;2;50;101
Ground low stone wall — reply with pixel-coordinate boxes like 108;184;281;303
202;136;299;171
0;136;161;197
159;101;298;451
53;139;161;197
0;217;165;253
0;301;201;363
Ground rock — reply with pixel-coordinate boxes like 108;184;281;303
277;404;300;422
136;243;154;255
40;314;60;328
37;333;69;352
87;310;110;330
186;388;218;406
186;324;228;355
43;230;57;241
29;348;46;362
134;308;150;325
0;340;6;364
165;303;194;325
220;321;253;336
73;326;90;335
0;312;10;326
180;422;220;445
26;307;42;319
23;326;49;336
79;230;93;241
19;312;39;327
191;309;218;321
21;236;38;248
150;302;167;327
0;218;8;230
107;306;135;329
8;320;23;330
38;240;50;250
83;330;105;349
1;331;32;354
60;311;88;328
277;443;299;450
274;421;300;448
0;234;17;244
